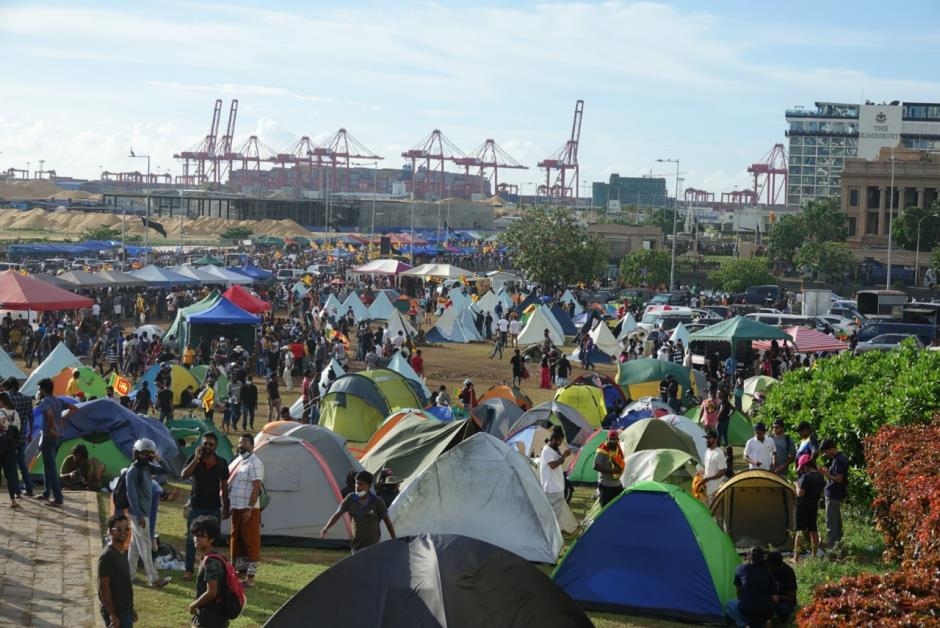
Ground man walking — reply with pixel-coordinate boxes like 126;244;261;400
510;349;525;387
320;470;396;553
180;433;230;582
539;426;577;533
743;423;775;471
4;377;34;497
125;438;171;588
265;375;280;423
592;430;624;507
819;438;848;550
702;429;728;505
241;376;258;431
36;377;77;507
98;514;137;628
229;434;264;587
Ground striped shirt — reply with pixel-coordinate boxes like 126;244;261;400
229;454;264;510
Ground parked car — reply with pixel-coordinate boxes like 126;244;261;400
814;315;858;334
855;333;924;352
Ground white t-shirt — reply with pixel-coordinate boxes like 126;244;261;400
744;436;775;470
703;447;727;496
497;318;509;333
509;320;522;335
539;446;566;494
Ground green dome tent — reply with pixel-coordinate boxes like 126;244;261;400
683;406;752;446
553;385;606;428
166;418;234;462
31;432;130;481
619;418;700;463
320;369;427;442
566;429;607;484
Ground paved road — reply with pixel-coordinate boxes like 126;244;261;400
0;491;100;627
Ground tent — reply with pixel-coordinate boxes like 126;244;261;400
21;342;82;396
0;347;26;380
588;320;622;358
559;289;583;315
571;373;627;414
96;269;147;288
52;366;107;399
234;263;273;281
474;290;500;316
359;409;437;457
400;263;474;280
351;259;413;275
506;424;555;458
255;420;305;447
134;363;200;406
166;418;235;462
320;369;426;442
617;358;693;400
291;357;349;418
670;321;691;347
688;315;793;346
129;265;199;287
565;429;608;484
550;303;578;336
322;293;343;317
615;312;638;341
222;285;271;313
508;400;594;448
167;264;219;284
163;291;220;347
280;423;362;481
368;290;396;320
386;434;563;563
197;265;253;286
554;385;606;428
478;384;532;411
618;418;700;463
655;414;707;464
517;304;564;347
620;448;698;491
191;254;224;267
184;296;260;349
28;399;184;478
58;269;110;288
426;304;481;343
553;482;740;623
264;534;593;628
224;434;361;545
710;470;796;550
385;308;417;339
359;419;481;485
386;352;430;398
340;291;370;321
0;270;94;311
30;431;130;481
683;407;753;446
615;396;672;429
471;398;525;438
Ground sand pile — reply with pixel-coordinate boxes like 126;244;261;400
51;190;100;201
0;180;64;201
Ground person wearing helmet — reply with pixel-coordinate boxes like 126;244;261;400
125;438;171;588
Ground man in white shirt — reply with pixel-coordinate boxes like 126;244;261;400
508;317;522;348
538;427;577;533
701;430;727;503
228;434;265;587
743;422;775;471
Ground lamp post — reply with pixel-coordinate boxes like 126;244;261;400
886;153;895;289
129;148;150;263
371;161;379;258
657;158;681;291
915;212;939;286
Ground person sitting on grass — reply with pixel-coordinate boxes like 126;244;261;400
59;443;106;491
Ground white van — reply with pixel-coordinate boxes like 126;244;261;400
745;313;815;328
276;268;306;281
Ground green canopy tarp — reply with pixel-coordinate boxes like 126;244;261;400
683;407;752;447
688;315;793;345
163;291;221;348
192;254;224;267
617;359;692;400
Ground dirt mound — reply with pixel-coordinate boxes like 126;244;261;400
0;180;64;201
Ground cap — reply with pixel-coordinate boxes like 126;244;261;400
796;453;813;471
381;475;402;485
772;419;785;428
754;422;767;432
607;430;619;440
704;429;718;439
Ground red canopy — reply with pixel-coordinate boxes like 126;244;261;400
0;271;94;311
753;326;848;353
221;285;272;314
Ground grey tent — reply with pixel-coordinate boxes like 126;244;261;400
263;534;593;628
471;398;525;439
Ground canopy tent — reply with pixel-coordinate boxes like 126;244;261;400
688;315;793;346
485;270;524;293
340;291;370;322
57;270;111;288
221;285;271;313
168;264;220;284
386;434;564;563
710;470;796;549
0;271;94;311
198;265;253;286
163;290;220;347
129;265;200;287
426;304;482;343
96;269;147;287
753;326;848;353
617;358;693;400
233;263;273;281
400;263;474;279
553;482;740;623
0;347;26;380
351;259;413;275
31;273;72;289
619;448;698;491
183;296;260;349
367;291;396;320
264;534;593;628
191;254;224;266
22;342;82;396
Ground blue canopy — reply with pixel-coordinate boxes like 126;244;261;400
185;296;261;324
130;265;199;286
234;263;273;280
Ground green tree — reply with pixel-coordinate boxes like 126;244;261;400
619;249;671;287
82;225;123;241
891;200;940;251
221;226;253;240
766;214;804;264
707;258;773;293
794;241;855;283
801;197;848;243
499;206;608;290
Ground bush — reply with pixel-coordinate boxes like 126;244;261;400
758;344;940;504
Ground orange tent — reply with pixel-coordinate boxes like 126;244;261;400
356;409;435;459
478;384;533;411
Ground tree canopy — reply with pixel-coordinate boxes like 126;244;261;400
499;207;608;289
794;241;855;283
890;200;940;251
619;249;671;287
707;258;774;293
767;197;848;264
221;226;253;240
82;225;123;241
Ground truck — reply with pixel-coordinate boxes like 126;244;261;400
801;289;831;317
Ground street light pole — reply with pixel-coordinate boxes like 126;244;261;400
371;161;379;258
886;153;895;289
129;149;150;263
657;158;681;291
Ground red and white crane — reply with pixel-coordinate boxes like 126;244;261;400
455;139;527;197
538;100;583;198
402;130;466;199
747;143;788;206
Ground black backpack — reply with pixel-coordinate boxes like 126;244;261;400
112;466;143;511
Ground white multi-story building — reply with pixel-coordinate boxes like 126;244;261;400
785;101;940;208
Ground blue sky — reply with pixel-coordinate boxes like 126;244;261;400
2;0;939;196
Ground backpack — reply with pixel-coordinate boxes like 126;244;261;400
111;468;132;511
205;553;246;620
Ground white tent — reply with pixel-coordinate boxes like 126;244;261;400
400;263;473;280
199;265;253;286
589;320;622;358
386;433;564;563
0;347;26;380
560;289;583;315
387;352;431;398
386;309;417;339
168;265;219;285
323;293;343;317
616;312;638;340
517;304;564;347
426;304;482;343
495;288;514;312
656;414;708;466
351;259;412;276
289;358;347;419
448;289;469;310
341;291;370;322
475;290;499;315
22;342;82;396
486;271;523;293
670;321;691;347
368;291;396;320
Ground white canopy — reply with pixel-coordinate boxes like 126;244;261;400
351;259;413;276
401;263;474;279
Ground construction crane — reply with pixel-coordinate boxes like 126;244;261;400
174;99;223;184
215;100;239;183
402;130;466;199
538;100;583;199
747;143;788;206
319;128;383;192
720;189;759;206
456;139;527;197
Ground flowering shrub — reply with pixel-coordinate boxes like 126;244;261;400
798;418;940;626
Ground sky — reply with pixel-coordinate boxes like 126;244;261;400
2;0;940;197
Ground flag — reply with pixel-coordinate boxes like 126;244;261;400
141;216;167;238
107;373;132;397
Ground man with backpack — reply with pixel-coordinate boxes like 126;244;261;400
123;438;171;588
189;515;244;627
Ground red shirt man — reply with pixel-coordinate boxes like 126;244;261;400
410;349;424;376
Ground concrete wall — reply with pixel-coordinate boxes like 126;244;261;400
355;199;495;231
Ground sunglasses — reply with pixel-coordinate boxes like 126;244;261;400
110;527;130;533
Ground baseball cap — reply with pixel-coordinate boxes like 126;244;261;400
754;422;767;432
796;453;813;471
